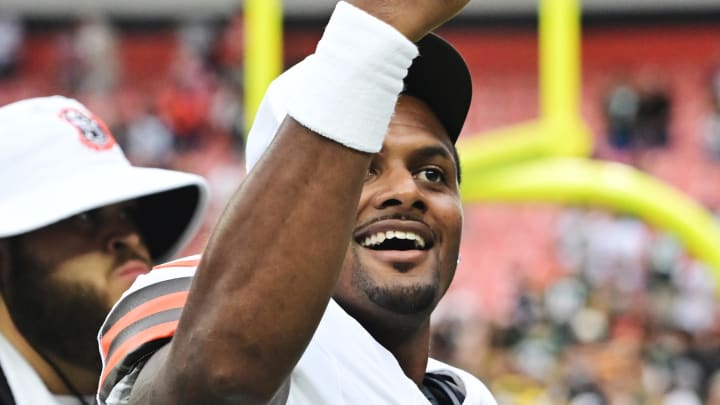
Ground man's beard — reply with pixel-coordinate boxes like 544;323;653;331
3;239;109;371
350;248;441;315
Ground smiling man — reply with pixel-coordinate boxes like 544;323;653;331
97;1;497;404
0;96;208;404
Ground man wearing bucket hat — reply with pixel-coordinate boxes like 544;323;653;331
98;0;497;404
0;96;208;404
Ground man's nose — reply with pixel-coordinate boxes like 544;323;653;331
108;230;144;254
104;216;151;260
372;169;427;212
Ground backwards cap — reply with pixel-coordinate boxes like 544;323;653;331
245;33;472;172
0;96;209;263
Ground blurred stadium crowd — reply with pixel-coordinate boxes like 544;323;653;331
432;207;720;404
3;10;720;405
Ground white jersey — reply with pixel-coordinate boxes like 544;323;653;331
98;256;497;404
0;333;94;405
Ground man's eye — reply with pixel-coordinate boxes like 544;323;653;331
75;212;91;222
416;168;445;183
72;209;98;224
120;205;139;222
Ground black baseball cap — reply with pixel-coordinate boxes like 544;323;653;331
402;33;473;144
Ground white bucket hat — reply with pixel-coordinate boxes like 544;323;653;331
0;96;209;263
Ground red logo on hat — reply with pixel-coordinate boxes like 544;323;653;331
59;108;116;151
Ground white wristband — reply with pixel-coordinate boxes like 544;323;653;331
286;1;419;153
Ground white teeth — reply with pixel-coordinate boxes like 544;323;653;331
360;230;426;249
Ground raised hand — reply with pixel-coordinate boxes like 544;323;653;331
348;0;470;41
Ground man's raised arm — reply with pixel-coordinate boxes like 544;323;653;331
120;1;468;403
